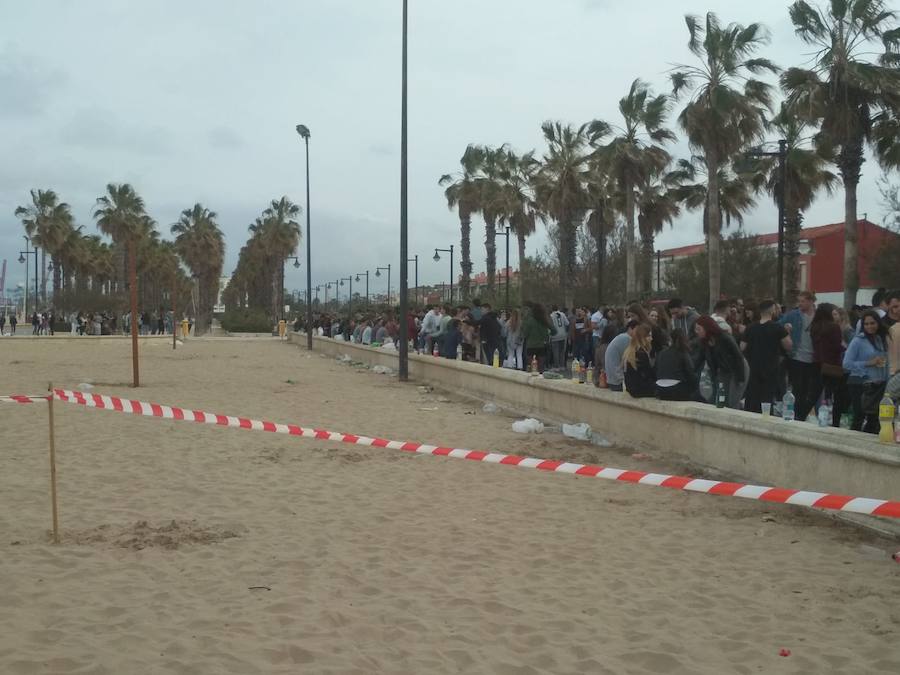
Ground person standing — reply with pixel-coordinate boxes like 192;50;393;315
810;303;847;426
779;291;818;421
0;313;5;336
570;308;592;366
504;309;525;370
467;303;503;365
419;304;441;354
666;298;699;338
549;305;569;369
605;320;638;393
843;310;890;434
590;305;607;355
521;302;551;372
9;313;17;334
695;315;749;410
740;300;792;413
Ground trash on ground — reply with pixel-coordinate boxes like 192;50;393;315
417;407;439;412
512;418;544;434
589;433;612;447
482;402;500;414
380;342;397;351
631;452;651;461
372;365;393;375
77;382;94;391
417;386;433;394
561;422;592;441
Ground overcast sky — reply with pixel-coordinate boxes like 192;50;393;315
1;0;894;297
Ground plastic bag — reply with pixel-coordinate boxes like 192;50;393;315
512;418;544;434
372;365;393;375
561;422;592;441
482;402;500;414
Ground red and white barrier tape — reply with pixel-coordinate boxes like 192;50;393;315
0;394;49;404
4;389;899;519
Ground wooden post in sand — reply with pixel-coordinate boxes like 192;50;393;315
47;382;60;544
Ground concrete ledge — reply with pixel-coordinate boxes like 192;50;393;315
290;333;900;536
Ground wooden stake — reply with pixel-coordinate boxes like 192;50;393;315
47;382;60;545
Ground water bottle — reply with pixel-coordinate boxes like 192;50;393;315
817;399;832;427
492;349;500;368
578;360;587;384
879;395;896;444
456;344;462;361
840;412;852;429
571;360;580;384
585;362;594;386
716;382;726;408
782;388;795;421
531;354;539;374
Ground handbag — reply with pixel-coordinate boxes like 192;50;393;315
820;362;845;378
860;381;887;415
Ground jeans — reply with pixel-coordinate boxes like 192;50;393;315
788;360;818;422
717;358;750;410
848;382;883;434
550;340;566;369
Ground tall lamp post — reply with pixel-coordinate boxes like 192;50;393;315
746;139;787;305
354;271;370;307
295;123;313;350
329;280;340;310
433;245;454;303
406;255;418;306
375;265;391;304
340;276;353;321
315;285;321;305
500;226;511;310
283;256;301;321
18;235;38;319
398;0;409;380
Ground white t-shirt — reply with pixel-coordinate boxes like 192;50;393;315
550;311;569;341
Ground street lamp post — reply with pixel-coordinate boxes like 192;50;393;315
433;245;454;303
283;256;301;322
18;235;38;319
375;265;391;304
296;123;313;350
340;276;353;321
315;285;321;304
354;271;370;307
406;255;418;306
398;0;409;380
329;280;340;309
746;139;787;305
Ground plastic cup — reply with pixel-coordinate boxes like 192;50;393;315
761;402;772;417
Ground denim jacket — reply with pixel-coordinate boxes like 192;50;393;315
842;334;889;383
778;308;810;360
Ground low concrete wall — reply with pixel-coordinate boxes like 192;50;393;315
290;333;900;535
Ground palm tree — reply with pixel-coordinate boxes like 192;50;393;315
495;149;540;300
474;145;509;295
584;158;617;304
534;122;590;308
15;189;74;305
782;0;900;308
671;12;778;309
249;197;302;322
439;144;484;300
94;183;148;297
172;203;225;334
589;79;676;299
763;104;838;305
637;166;682;294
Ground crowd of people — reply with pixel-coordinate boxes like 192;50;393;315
305;288;900;437
0;308;190;337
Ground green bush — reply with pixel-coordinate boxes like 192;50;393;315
220;308;273;333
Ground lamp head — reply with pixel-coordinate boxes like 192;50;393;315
296;124;310;139
48;261;54;271
18;253;25;264
375;269;381;277
293;259;300;269
340;279;345;287
355;275;360;282
433;251;441;262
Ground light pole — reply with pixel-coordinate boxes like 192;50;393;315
398;0;409;380
315;285;321;304
406;255;418;306
296;123;313;349
500;226;511;310
340;276;353;321
18;235;38;319
283;256;300;321
375;265;391;304
746;139;787;305
328;280;340;310
355;271;370;307
433;245;454;303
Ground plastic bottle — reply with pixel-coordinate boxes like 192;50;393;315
895;409;900;444
879;395;895;444
716;382;726;408
571;360;580;384
782;388;795;421
530;354;539;374
817;399;833;428
492;349;500;368
840;412;852;429
432;342;439;357
456;344;462;361
578;360;587;384
585;362;594;386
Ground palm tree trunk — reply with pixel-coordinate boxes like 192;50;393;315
559;219;576;309
40;248;47;306
706;149;722;312
838;141;863;309
641;232;655;295
624;179;636;300
459;212;473;301
784;206;803;308
484;216;497;294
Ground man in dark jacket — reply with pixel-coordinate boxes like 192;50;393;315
467;303;502;364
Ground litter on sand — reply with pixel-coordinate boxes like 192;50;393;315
512;418;544;434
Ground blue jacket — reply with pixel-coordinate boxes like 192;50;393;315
842;334;889;383
779;308;810;360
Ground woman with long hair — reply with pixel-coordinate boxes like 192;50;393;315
504;308;524;370
842;309;890;433
810;303;847;426
832;306;854;347
655;328;699;401
623;324;656;398
648;306;671;341
695;315;749;409
627;302;669;354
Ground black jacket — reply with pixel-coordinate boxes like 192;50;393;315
467;311;502;345
705;333;746;383
624;350;656;398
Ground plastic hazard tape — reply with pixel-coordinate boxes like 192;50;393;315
0;394;49;404
6;389;899;519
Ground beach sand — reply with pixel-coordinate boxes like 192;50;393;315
1;337;898;674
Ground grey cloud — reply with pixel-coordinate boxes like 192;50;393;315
208;126;244;150
59;108;172;156
0;46;67;118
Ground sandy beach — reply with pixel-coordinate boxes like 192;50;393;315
1;337;898;674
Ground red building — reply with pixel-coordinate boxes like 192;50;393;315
656;219;898;305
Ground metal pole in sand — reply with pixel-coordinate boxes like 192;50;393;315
47;382;59;544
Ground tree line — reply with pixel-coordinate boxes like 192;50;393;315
440;3;900;310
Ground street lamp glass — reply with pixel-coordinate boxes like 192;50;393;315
293;260;300;269
296;124;310;138
340;279;345;286
375;269;381;277
18;253;25;264
433;252;440;262
355;275;360;282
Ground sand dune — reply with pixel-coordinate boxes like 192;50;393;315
1;338;898;674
